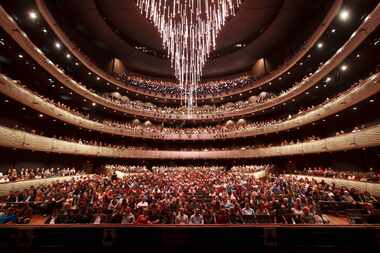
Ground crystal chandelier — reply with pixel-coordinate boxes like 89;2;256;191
136;0;243;113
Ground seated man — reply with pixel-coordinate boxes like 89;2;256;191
189;208;204;224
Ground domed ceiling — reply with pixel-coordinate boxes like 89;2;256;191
46;0;332;79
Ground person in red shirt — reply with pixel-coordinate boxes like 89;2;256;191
136;208;150;224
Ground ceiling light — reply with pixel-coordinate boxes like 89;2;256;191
42;28;48;33
96;77;100;80
39;114;43;118
331;28;336;33
356;54;360;58
370;99;374;103
341;65;348;71
55;42;61;49
353;107;357;110
66;53;71;59
339;10;350;21
29;11;38;20
75;62;79;66
4;99;9;103
18;54;23;58
88;72;92;75
136;0;243;112
317;42;323;48
325;77;332;83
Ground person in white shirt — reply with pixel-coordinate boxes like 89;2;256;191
189;208;204;224
241;202;255;216
136;198;148;209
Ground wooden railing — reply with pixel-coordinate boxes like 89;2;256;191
1;2;378;121
0;123;379;159
35;0;342;101
0;72;378;140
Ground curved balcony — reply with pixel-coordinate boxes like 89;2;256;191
36;0;343;101
0;3;379;121
0;123;378;159
1;72;379;140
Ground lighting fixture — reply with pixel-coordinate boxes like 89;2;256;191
136;0;243;112
29;11;38;20
339;9;350;21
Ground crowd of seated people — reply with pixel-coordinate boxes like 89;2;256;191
4;117;366;152
0;167;83;183
9;75;372;139
230;164;274;173
118;73;253;98
292;167;380;183
151;166;224;173
0;169;379;225
105;165;148;174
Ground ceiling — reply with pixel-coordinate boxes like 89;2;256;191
46;0;332;79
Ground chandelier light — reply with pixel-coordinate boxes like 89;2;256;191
136;0;243;113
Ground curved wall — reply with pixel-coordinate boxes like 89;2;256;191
36;0;343;101
1;3;379;121
0;72;378;140
0;124;379;159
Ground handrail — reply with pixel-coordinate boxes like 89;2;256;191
35;0;343;101
0;3;379;121
1;223;380;228
0;72;379;140
0;124;379;159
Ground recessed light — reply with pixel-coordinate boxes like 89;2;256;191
341;65;348;71
317;42;323;48
92;102;96;106
96;77;100;80
331;28;336;33
353;107;357;110
66;53;71;59
339;10;350;21
55;42;61;49
370;99;374;103
29;11;38;20
75;62;79;66
42;28;48;33
18;54;23;58
39;114;43;118
325;77;331;82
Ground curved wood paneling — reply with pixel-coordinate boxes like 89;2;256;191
288;175;380;197
0;124;379;159
0;3;379;121
36;0;343;101
0;72;379;140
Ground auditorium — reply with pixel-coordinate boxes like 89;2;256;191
0;0;380;252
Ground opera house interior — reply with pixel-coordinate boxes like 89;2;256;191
0;0;380;252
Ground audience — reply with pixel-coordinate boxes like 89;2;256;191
0;169;378;225
292;167;380;183
10;76;372;140
0;167;83;183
